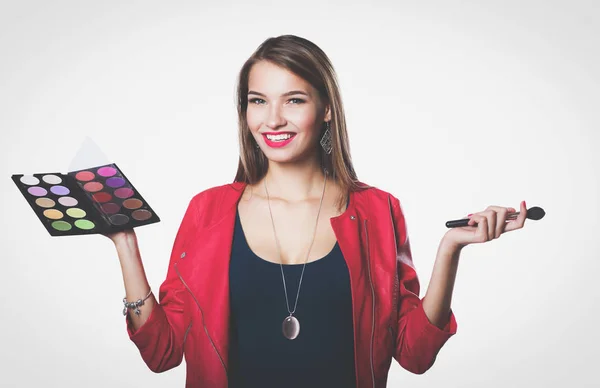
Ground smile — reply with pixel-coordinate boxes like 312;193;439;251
262;133;297;148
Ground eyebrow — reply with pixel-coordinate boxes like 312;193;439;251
247;90;309;97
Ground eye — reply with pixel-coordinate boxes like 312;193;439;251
248;98;265;105
289;98;305;104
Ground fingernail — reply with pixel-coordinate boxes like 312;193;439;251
467;213;472;217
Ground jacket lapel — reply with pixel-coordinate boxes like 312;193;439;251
181;182;246;372
331;187;374;387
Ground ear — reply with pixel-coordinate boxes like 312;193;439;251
324;104;332;122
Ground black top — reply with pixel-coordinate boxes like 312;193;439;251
228;199;356;388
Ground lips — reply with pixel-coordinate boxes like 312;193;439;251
261;132;296;136
261;133;296;148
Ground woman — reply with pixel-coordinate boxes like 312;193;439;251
110;35;527;388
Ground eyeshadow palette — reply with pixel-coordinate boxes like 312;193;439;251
12;163;160;236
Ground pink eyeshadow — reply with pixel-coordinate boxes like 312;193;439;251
114;188;134;199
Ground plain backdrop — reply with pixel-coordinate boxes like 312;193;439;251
1;0;598;387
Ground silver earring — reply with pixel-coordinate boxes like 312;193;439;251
320;121;332;154
255;140;260;149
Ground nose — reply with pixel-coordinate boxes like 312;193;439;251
265;104;286;129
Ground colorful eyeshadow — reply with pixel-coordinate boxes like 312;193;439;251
114;188;134;199
43;209;63;220
109;214;130;225
42;174;62;184
58;196;78;207
13;163;159;236
74;219;95;230
84;182;103;192
35;198;56;208
97;167;117;177
28;187;47;196
20;175;40;185
101;203;120;214
50;185;70;195
51;221;72;231
132;209;152;221
92;192;112;203
106;177;125;188
123;198;143;210
66;208;86;218
75;171;95;181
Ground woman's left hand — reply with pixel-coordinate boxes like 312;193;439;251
443;200;528;250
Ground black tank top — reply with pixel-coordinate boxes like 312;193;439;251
228;197;356;387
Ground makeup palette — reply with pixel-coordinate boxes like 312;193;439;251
12;163;160;236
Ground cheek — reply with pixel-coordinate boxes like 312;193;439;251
246;109;261;132
290;108;319;131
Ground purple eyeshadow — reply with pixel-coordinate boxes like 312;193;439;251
28;187;47;196
106;177;126;188
50;185;70;195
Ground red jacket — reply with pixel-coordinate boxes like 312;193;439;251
126;181;457;387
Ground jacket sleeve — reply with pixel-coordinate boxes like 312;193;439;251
389;194;457;374
124;195;200;373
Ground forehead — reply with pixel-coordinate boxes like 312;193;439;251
248;61;314;96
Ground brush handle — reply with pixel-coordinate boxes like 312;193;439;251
445;212;520;228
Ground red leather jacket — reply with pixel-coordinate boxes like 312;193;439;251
126;181;457;387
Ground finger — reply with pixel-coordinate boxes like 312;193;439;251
467;213;477;226
485;206;510;238
479;215;489;243
482;210;496;240
505;200;527;232
469;214;489;242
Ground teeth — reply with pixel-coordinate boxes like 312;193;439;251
266;133;293;141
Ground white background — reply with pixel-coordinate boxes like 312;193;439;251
1;0;598;387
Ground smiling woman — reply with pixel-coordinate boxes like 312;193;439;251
108;34;528;388
233;36;366;213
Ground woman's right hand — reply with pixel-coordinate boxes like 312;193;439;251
104;229;137;246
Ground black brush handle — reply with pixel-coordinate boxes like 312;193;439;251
445;206;545;228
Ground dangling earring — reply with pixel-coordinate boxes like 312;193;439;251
255;140;260;149
320;121;332;154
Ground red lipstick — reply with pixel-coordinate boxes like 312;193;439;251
262;133;296;148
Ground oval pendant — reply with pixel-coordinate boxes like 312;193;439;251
282;315;300;340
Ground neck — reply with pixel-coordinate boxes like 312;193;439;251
262;160;328;203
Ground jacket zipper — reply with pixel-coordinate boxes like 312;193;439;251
175;262;229;386
364;219;376;388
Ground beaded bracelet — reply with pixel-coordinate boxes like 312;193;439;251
123;289;153;316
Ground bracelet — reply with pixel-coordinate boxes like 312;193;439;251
123;289;153;316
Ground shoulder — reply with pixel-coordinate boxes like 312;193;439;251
188;182;244;206
182;182;246;228
353;181;401;207
352;182;409;227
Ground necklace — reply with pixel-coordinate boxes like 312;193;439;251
263;169;328;340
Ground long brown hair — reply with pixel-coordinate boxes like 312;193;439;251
233;35;371;210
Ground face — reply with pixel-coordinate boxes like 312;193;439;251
246;60;331;163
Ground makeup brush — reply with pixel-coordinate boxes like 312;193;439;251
445;206;545;228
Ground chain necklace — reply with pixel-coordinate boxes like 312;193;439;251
263;168;328;340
